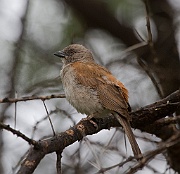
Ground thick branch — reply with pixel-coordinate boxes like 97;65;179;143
17;90;180;174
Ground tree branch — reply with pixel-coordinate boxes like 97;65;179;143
16;90;180;174
126;133;180;174
0;123;38;147
0;94;65;103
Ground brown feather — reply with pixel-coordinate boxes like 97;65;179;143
114;113;142;157
72;61;142;157
57;44;141;157
72;62;130;119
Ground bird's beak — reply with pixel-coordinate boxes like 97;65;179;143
54;51;66;58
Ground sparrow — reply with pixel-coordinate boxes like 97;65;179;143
54;44;142;157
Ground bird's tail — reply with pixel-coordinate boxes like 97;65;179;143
114;113;142;158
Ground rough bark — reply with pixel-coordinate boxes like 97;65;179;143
17;90;180;174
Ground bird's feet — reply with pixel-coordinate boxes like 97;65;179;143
83;114;99;130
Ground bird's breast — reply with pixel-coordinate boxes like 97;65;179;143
60;65;104;115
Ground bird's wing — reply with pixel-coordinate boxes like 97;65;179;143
72;62;131;120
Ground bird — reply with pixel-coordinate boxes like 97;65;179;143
54;44;142;157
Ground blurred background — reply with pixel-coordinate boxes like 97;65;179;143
0;0;180;173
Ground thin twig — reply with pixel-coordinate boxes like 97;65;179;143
0;122;38;147
134;29;146;42
42;100;56;136
97;156;135;174
126;133;180;174
31;109;57;139
12;150;29;173
83;137;102;170
144;0;153;44
14;102;17;128
56;150;62;174
119;42;147;57
14;91;18;129
0;94;65;103
140;0;164;98
137;57;163;98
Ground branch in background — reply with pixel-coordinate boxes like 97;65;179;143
97;133;180;174
0;2;31;173
42;100;56;136
143;0;153;45
63;0;141;48
0;94;65;103
126;133;180;174
144;0;180;97
56;150;62;174
97;156;135;173
130;90;180;134
136;0;163;98
0;122;38;148
137;57;163;98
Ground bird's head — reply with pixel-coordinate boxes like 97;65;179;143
54;44;94;66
